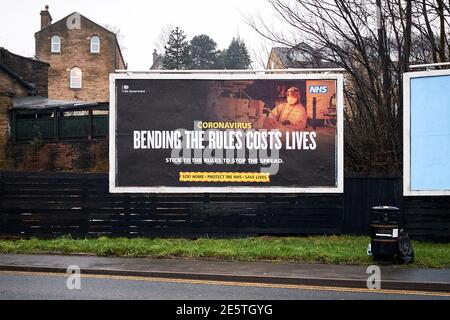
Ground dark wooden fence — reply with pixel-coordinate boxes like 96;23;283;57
12;113;108;141
403;197;450;240
0;172;449;241
343;176;403;235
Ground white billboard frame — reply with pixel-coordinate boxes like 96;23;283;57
109;71;344;194
403;68;450;196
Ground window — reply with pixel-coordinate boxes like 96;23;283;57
70;67;82;89
90;36;100;53
51;35;61;53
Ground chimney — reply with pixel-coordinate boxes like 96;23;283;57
152;49;159;64
40;5;52;30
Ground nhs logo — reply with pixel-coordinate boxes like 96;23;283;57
309;85;328;94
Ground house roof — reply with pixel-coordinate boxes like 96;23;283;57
0;47;49;66
12;96;102;111
269;46;340;69
269;47;304;69
0;48;50;95
0;63;36;93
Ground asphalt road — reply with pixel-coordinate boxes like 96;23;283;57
0;271;449;300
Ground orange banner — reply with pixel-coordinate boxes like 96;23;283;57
180;172;270;183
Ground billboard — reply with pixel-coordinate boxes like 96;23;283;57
404;69;450;196
110;73;343;193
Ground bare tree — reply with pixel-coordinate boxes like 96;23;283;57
410;0;450;63
248;0;447;174
153;24;175;54
252;39;275;69
103;24;127;53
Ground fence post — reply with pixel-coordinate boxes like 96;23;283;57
88;110;93;140
81;175;91;238
0;172;4;236
54;108;60;141
10;111;16;142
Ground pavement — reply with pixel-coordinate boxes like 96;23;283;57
0;254;449;293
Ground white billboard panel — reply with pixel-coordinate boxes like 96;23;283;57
404;69;450;196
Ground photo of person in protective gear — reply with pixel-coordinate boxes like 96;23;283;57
263;86;307;134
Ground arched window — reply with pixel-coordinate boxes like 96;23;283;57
70;67;82;89
51;35;61;53
90;36;100;53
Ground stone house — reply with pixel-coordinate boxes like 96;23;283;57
0;47;50;168
0;5;127;172
35;6;126;102
267;45;339;70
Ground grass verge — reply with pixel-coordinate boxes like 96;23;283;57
0;236;449;268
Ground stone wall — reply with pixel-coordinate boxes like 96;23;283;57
6;139;109;172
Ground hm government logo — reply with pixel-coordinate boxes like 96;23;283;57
122;84;146;94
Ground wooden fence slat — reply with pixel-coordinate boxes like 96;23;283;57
0;172;4;236
0;171;448;240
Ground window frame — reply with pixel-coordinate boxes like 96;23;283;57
90;35;100;54
51;35;61;53
70;67;82;89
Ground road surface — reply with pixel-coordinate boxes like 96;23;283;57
1;271;449;300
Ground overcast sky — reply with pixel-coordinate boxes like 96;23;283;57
0;0;277;69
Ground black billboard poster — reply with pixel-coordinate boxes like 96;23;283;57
110;73;343;193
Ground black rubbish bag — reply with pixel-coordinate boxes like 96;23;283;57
397;229;415;264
